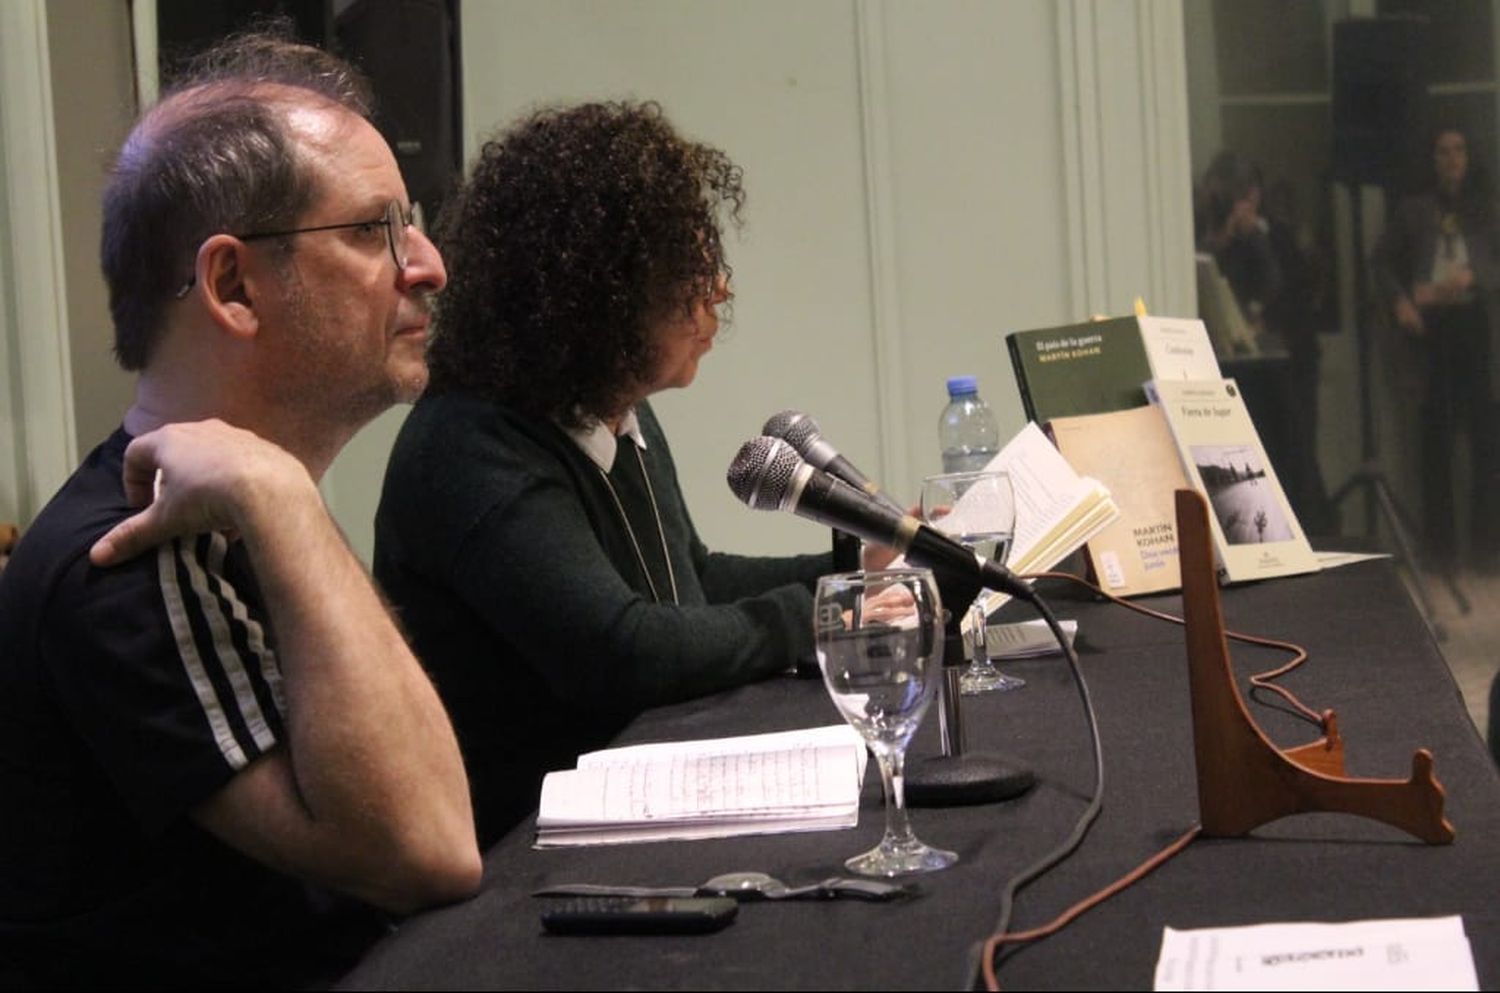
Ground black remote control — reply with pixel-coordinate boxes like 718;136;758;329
539;896;739;935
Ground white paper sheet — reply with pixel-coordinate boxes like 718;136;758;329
986;618;1078;658
1154;916;1477;991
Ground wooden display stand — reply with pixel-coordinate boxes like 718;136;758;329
1176;489;1454;844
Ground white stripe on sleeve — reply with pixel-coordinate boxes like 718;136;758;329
158;541;248;768
182;534;277;753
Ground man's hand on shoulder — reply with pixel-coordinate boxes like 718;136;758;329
90;418;483;912
90;419;317;567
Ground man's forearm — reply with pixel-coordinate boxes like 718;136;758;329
232;475;480;909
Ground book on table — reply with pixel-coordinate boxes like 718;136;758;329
966;422;1119;622
1046;403;1190;597
534;725;867;848
1149;377;1319;584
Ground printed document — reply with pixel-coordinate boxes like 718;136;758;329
1154;915;1477;991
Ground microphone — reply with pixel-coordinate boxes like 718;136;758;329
727;437;1032;602
761;410;907;517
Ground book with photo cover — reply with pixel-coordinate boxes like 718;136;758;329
1150;378;1320;584
1047;404;1190;596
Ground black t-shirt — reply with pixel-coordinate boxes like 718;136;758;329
0;429;385;987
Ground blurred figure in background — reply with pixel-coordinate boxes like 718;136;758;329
1197;151;1337;535
1374;125;1500;571
1198;151;1282;333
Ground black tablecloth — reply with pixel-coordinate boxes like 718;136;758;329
339;561;1500;989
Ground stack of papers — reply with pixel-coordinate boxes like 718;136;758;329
987;618;1078;659
535;725;867;848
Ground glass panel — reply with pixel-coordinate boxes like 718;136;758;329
1186;0;1500;736
1380;0;1494;84
1214;0;1331;95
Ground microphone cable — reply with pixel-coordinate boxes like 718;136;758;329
1031;570;1324;732
961;587;1105;991
965;569;1321;990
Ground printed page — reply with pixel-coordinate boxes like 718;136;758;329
964;423;1119;619
980;421;1115;572
536;740;860;839
578;724;866;780
987;618;1078;658
1154;916;1477;991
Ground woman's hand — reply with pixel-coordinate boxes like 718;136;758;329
859;502;927;571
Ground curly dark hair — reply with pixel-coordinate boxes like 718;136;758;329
427;101;745;427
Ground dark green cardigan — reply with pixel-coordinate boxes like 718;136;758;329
374;391;831;844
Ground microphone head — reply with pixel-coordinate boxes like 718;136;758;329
761;409;823;453
727;436;804;510
780;416;823;453
761;409;803;438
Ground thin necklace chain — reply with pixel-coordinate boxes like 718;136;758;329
597;444;679;605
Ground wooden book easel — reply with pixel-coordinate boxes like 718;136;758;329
1176;489;1454;844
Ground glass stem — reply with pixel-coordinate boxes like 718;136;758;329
969;601;992;669
877;745;917;849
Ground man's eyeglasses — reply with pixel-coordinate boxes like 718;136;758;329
174;199;422;298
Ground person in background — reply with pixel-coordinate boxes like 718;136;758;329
1198;151;1282;333
0;29;481;986
1198;151;1337;535
1374;125;1500;571
375;101;884;845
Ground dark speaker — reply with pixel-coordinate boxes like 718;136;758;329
156;0;463;221
1331;16;1428;187
335;0;463;222
157;0;332;83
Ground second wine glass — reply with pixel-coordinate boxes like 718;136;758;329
920;470;1025;694
814;569;957;876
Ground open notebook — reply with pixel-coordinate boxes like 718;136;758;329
535;725;867;848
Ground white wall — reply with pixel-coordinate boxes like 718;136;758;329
0;0;77;527
377;0;1195;560
7;0;1196;564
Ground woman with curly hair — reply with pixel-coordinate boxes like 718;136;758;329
373;102;838;844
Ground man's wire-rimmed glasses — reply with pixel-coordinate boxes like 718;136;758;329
174;199;422;299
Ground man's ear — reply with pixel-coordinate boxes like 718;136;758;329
195;235;263;341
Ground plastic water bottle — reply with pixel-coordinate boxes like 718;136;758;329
939;375;1001;473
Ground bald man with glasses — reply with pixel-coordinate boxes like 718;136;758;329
0;31;479;987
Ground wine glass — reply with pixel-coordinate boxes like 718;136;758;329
814;569;957;876
920;470;1025;695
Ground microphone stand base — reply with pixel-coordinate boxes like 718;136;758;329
905;752;1035;807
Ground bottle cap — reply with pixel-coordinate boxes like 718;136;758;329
945;375;979;397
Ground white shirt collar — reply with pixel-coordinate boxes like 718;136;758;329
565;408;647;472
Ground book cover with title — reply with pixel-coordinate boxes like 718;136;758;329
1048;404;1189;596
1005;316;1153;425
1137;315;1223;382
